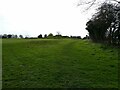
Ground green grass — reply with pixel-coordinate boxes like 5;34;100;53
2;39;118;88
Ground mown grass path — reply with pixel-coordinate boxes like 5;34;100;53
2;39;118;88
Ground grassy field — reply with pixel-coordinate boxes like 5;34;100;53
2;39;118;88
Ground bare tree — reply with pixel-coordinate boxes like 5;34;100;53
56;31;61;36
77;0;120;10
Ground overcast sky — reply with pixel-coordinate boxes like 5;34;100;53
0;0;96;37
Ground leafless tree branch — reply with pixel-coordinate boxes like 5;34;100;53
112;0;120;3
78;0;120;11
85;0;97;10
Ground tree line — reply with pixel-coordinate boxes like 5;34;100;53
0;33;85;39
86;2;120;46
0;34;23;38
37;33;83;39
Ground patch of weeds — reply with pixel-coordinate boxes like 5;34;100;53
109;65;115;68
97;58;100;60
109;50;113;52
91;53;95;55
100;45;108;50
